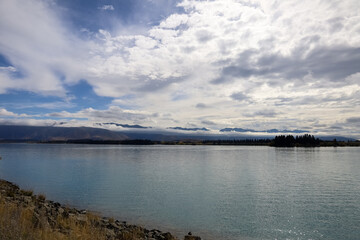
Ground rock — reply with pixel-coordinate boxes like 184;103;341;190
23;196;32;204
102;217;109;224
105;222;117;230
62;210;69;218
162;232;176;240
106;228;116;238
184;235;201;240
58;207;64;215
0;178;203;240
76;214;87;224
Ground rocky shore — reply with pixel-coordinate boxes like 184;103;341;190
0;179;201;240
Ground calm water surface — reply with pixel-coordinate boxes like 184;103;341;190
0;144;359;240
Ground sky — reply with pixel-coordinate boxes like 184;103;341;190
0;0;360;138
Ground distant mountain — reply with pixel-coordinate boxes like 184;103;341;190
318;136;356;141
0;125;128;141
220;128;309;134
0;125;356;143
123;130;272;141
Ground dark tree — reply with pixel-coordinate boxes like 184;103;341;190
272;134;320;147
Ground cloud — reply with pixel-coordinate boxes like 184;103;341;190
346;117;360;123
1;0;360;138
201;120;217;126
98;122;150;129
244;110;279;118
0;0;86;96
98;5;114;11
0;108;29;118
0;66;16;72
220;128;309;134
195;103;208;109
45;106;156;123
214;46;360;85
230;92;250;102
168;127;209;132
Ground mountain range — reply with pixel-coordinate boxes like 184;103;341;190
0;125;128;141
0;125;356;142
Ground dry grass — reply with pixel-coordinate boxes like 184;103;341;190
0;179;159;240
0;197;107;240
20;189;33;196
37;194;46;201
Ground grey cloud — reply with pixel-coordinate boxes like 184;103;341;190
181;46;196;53
253;110;278;118
196;103;208;109
329;125;343;130
313;123;327;128
84;108;149;121
220;128;309;134
269;91;359;107
47;112;67;118
213;45;360;84
244;109;278;118
168;127;209;131
230;92;249;101
100;122;150;129
196;30;214;43
46;107;153;122
346;117;360;123
201;120;217;125
135;76;185;92
327;17;344;33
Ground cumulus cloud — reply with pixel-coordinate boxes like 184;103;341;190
0;108;29;118
0;108;20;117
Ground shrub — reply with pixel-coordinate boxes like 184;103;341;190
38;194;46;202
20;190;33;196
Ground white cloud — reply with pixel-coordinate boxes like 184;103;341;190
45;106;156;123
0;66;16;72
0;108;29;118
0;0;87;96
98;5;115;11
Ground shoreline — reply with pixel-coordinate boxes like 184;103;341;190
1;138;359;147
0;179;201;240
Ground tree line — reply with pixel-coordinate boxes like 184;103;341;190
271;134;321;147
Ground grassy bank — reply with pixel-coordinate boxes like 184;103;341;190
0;180;200;240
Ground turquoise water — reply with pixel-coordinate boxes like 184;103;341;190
0;144;359;240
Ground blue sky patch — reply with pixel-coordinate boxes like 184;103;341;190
0;81;113;116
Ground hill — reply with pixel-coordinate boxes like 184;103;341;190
0;125;128;141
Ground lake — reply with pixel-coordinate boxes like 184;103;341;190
0;144;359;240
